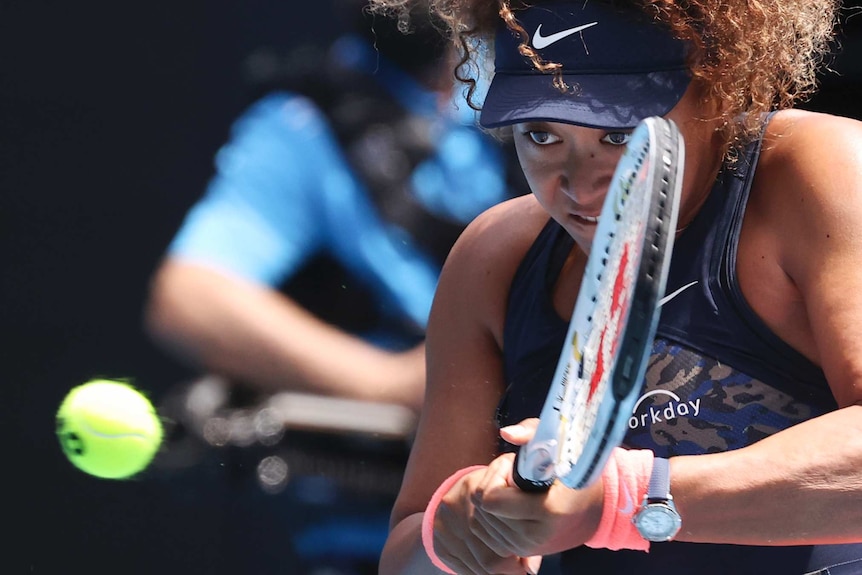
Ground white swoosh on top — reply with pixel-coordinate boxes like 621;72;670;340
532;22;598;49
658;280;698;307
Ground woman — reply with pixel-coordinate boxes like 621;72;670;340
369;0;862;573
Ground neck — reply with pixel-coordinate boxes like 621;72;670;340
677;121;726;234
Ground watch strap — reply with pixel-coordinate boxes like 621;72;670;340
646;457;671;500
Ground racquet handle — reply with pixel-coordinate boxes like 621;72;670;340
512;442;556;492
512;451;552;492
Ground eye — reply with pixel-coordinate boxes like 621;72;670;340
525;130;562;145
601;131;632;146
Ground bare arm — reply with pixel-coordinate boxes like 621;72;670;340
671;404;862;544
380;513;441;574
379;196;550;574
417;111;862;568
144;259;425;410
505;111;862;554
669;111;862;544
470;404;862;562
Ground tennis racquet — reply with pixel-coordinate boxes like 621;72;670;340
513;116;684;491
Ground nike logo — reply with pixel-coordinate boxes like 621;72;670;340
658;281;698;307
532;22;598;49
619;478;634;515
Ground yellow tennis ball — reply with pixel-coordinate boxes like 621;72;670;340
56;379;163;479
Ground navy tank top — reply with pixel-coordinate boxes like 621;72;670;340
500;132;860;574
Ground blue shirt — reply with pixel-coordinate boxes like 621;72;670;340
168;37;513;348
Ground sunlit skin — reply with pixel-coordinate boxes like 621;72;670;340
378;65;862;572
367;0;862;571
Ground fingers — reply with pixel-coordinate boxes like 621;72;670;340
468;458;532;555
432;465;529;575
429;445;555;574
434;526;529;575
472;504;535;555
474;454;547;521
499;417;540;445
459;506;544;575
451;549;527;575
469;456;550;559
436;532;539;575
522;555;543;575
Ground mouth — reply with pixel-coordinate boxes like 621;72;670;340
572;213;600;225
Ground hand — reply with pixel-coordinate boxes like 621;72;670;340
432;465;541;575
468;419;604;561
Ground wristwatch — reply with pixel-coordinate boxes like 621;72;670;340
632;457;682;542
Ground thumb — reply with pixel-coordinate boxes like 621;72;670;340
499;418;540;445
521;555;543;575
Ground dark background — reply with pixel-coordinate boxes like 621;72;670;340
2;2;862;573
2;2;351;573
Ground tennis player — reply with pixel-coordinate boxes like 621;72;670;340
368;0;862;573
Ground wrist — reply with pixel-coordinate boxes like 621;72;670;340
584;447;655;552
421;465;487;574
632;457;682;542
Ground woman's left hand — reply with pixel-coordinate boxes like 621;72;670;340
468;419;606;560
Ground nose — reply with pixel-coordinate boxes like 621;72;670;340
557;142;615;208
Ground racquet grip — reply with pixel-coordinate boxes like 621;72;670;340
512;448;554;492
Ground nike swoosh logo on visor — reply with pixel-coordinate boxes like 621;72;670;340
532;22;598;49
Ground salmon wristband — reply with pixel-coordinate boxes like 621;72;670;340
421;465;487;574
584;447;655;552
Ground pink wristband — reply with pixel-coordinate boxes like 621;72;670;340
584;447;655;552
422;465;487;573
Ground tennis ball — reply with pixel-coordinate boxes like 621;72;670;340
56;379;163;479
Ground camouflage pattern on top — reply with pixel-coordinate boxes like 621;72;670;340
623;338;825;457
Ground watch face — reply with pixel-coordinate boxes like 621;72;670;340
634;505;681;541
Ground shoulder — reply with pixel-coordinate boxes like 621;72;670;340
762;109;862;173
232;91;334;139
755;109;862;226
754;110;862;264
216;92;347;176
752;109;862;320
446;195;548;277
754;110;862;406
435;195;548;344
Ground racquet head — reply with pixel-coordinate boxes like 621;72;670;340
513;116;684;491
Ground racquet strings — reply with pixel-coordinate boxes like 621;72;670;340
556;147;649;480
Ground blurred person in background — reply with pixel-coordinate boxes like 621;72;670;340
143;2;527;573
144;2;524;414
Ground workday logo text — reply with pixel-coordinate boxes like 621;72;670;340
629;389;701;430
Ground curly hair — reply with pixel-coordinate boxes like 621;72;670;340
368;0;841;156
